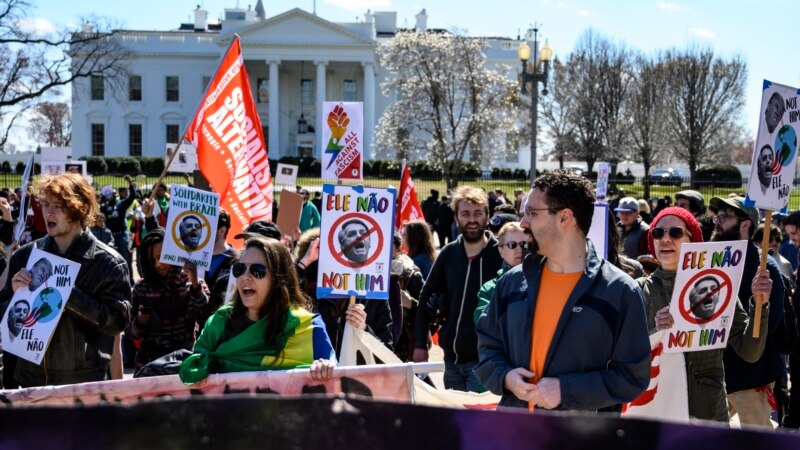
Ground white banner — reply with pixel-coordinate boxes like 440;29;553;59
0;249;80;365
275;163;299;186
664;241;747;353
596;162;611;204
622;330;689;422
745;80;799;211
587;204;609;260
166;142;198;174
160;185;220;270
321;102;363;181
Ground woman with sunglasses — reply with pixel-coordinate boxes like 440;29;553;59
638;207;768;421
474;222;528;324
179;237;336;384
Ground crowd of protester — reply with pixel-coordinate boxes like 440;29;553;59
0;170;798;431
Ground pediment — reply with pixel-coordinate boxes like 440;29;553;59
232;8;375;47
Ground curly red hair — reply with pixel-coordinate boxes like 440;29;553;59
36;174;99;227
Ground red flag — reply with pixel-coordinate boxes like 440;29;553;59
395;161;424;229
184;35;273;248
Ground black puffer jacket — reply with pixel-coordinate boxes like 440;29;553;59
0;231;132;386
415;232;503;363
316;297;393;359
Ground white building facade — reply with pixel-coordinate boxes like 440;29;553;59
71;5;531;169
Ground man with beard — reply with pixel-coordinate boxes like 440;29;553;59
474;169;650;410
414;186;502;391
709;196;783;428
6;299;29;342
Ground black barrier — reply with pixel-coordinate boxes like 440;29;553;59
1;396;798;449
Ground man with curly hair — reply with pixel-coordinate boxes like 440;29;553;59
0;173;131;387
475;169;650;410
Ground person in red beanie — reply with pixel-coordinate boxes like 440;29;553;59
635;206;769;421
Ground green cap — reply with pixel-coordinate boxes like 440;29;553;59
709;196;760;227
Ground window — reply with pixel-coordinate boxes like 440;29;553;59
301;79;313;105
166;76;179;102
166;124;180;144
91;76;104;100
129;124;142;156
202;76;211;92
91;124;105;156
343;80;357;101
128;75;142;101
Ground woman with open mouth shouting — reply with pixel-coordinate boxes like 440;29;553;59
179;236;336;384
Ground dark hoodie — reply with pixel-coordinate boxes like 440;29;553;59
415;231;502;364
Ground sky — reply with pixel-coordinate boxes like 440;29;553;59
15;0;800;152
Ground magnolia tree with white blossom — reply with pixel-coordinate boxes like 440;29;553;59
375;31;523;189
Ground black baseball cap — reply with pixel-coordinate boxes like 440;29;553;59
234;220;282;240
488;214;518;233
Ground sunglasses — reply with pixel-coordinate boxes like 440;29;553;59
502;241;528;250
232;262;268;279
652;227;688;240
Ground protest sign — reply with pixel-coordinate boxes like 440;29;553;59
160;185;220;270
587;204;608;259
663;240;747;353
40;161;64;176
276;189;303;241
0;249;80;365
317;184;396;300
63;161;86;177
745;80;799;212
40;147;71;162
321;102;363;181
166;142;198;174
596;163;611;204
275;163;299;187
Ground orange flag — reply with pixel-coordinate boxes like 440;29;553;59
184;35;273;248
395;161;423;229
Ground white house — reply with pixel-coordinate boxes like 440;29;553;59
71;4;532;169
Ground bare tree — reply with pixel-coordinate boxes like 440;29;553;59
660;47;748;183
630;55;670;198
28;101;70;146
540;58;579;168
560;30;634;173
375;31;521;189
0;0;128;148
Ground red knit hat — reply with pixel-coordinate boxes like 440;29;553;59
647;206;703;255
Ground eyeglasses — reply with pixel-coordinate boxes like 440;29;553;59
714;212;743;224
502;241;528;250
523;207;559;218
651;227;688;240
232;263;268;279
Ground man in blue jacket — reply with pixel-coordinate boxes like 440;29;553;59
414;186;502;391
711;196;783;428
475;169;650;410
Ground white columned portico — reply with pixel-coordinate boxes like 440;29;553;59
315;60;327;158
268;60;280;156
362;62;375;158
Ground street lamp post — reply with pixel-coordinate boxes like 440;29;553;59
518;27;553;184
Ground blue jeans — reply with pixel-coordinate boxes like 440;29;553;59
443;360;482;392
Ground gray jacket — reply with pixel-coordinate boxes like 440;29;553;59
475;241;651;410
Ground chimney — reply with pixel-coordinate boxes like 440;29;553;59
81;21;94;34
194;5;208;31
415;9;427;32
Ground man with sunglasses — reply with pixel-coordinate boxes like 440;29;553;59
475;169;650;411
709;196;784;428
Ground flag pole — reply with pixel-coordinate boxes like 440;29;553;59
149;138;186;202
753;209;772;338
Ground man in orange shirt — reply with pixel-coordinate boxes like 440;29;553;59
475;169;650;410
